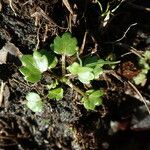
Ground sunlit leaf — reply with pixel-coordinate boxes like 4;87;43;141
51;32;78;56
82;90;104;110
48;87;64;100
19;50;55;83
33;51;48;72
26;92;44;112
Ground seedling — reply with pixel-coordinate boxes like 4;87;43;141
48;87;64;101
51;32;78;75
19;33;119;111
19;50;57;83
133;50;150;86
26;92;44;112
67;62;94;84
67;56;119;84
81;90;104;110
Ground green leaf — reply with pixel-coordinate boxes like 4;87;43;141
19;55;42;83
26;92;44;112
93;65;103;79
78;71;94;84
19;50;52;83
67;62;94;84
20;67;41;83
143;50;150;61
82;90;104;110
48;88;64;100
67;62;80;75
40;50;58;69
83;56;119;68
20;55;38;69
83;55;99;67
33;51;48;72
86;59;119;68
47;80;59;90
133;72;147;85
51;32;78;56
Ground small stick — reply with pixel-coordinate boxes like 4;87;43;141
128;81;150;114
79;31;88;55
62;0;73;14
114;23;137;43
0;81;5;107
66;80;85;97
8;0;17;16
127;2;150;12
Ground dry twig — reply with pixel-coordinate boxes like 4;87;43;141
0;82;5;107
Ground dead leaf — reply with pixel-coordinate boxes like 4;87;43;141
0;42;22;64
62;0;73;14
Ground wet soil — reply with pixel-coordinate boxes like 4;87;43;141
0;0;150;150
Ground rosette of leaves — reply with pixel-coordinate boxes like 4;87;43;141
19;50;57;83
81;90;104;110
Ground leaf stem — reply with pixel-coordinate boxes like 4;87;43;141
62;54;66;76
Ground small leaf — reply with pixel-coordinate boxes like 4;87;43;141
133;72;147;86
33;51;48;72
82;97;95;110
20;55;37;68
143;50;150;60
83;55;99;67
40;50;58;69
19;55;42;83
19;50;52;83
19;67;41;83
93;65;103;79
78;71;94;84
51;32;78;56
26;92;44;112
82;90;104;110
67;62;94;84
48;88;64;100
47;80;59;90
86;59;119;68
67;62;80;75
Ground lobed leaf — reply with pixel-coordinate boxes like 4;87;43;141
19;66;41;83
48;87;64;100
19;50;56;83
33;51;48;72
26;92;44;112
82;90;104;110
51;32;78;56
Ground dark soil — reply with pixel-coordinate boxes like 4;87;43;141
0;0;150;150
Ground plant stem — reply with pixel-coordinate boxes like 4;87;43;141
66;80;85;97
62;54;66;76
46;71;85;97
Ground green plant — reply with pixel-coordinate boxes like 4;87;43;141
19;32;119;112
26;92;44;112
81;90;104;110
67;62;94;84
67;56;119;84
133;50;150;86
51;32;78;75
48;87;64;101
19;50;57;83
